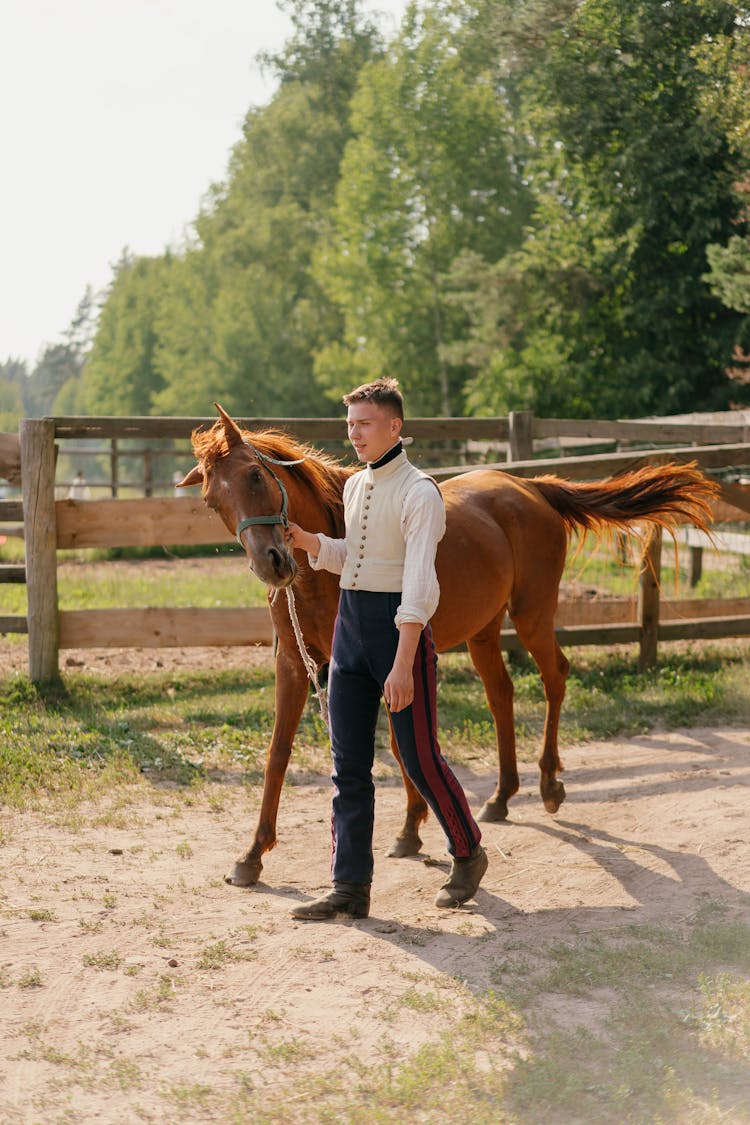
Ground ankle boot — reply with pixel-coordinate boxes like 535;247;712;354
292;881;371;920
435;845;488;908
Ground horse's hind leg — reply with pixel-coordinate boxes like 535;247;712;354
466;626;519;822
386;720;429;857
512;610;570;814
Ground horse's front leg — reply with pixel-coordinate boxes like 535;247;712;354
225;647;310;887
385;717;429;858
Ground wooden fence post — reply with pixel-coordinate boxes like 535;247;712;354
110;438;119;498
690;546;703;587
508;411;534;461
20;418;60;682
638;525;662;671
144;448;153;497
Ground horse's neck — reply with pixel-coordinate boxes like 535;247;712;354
287;457;350;539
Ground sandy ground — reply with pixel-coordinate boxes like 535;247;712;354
0;711;748;1123
1;556;748;1120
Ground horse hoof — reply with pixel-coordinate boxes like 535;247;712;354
542;781;566;814
387;833;422;858
477;799;509;823
224;860;262;887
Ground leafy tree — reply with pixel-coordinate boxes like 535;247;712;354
314;0;532;414
86;0;383;419
0;358;26;431
154;81;356;416
699;19;750;393
455;0;749;417
79;251;172;415
706;197;750;316
263;0;381;122
24;343;83;417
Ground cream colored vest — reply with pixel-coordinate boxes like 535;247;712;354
340;452;433;592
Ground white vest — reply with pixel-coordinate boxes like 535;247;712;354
340;452;436;592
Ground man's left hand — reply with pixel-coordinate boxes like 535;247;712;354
384;663;414;713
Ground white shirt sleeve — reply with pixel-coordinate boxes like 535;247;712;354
396;479;446;627
308;533;347;574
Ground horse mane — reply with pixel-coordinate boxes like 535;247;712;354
191;422;354;531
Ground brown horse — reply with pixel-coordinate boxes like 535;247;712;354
180;404;718;887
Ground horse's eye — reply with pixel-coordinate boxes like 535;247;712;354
249;467;262;486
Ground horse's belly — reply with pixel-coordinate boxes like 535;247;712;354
431;539;514;651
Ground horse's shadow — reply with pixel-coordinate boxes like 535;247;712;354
259;812;749;938
248;777;748;1002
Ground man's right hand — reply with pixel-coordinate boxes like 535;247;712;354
286;523;320;557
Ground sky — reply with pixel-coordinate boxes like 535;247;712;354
0;0;408;369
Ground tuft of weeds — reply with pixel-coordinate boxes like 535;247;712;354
131;974;176;1012
82;951;124;971
27;908;56;922
17;966;43;989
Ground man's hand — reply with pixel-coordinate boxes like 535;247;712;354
384;660;414;713
286;522;320;557
384;621;422;713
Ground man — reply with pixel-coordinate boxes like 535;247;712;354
287;378;487;920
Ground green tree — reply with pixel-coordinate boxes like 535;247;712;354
700;19;750;392
0;358;26;431
457;0;749;417
150;0;383;418
79;252;172;415
314;0;531;414
24;343;83;417
153;88;344;415
83;1;383;419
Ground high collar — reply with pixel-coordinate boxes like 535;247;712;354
364;445;408;483
368;439;403;470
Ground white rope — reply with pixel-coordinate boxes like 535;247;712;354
285;585;329;730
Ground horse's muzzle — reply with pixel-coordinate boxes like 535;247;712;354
249;545;297;588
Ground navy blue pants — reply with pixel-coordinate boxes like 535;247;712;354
328;589;482;885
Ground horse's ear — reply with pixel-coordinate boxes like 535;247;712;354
214;402;244;448
176;465;204;488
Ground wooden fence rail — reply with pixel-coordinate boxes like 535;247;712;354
11;412;750;682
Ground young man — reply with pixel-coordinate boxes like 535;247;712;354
287;378;487;920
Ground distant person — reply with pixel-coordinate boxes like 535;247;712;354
68;471;91;500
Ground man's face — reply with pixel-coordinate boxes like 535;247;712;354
346;401;402;464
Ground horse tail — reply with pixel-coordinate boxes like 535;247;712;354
530;462;719;540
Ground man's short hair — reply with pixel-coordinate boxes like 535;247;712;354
343;377;404;420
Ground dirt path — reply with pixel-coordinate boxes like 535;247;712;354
1;723;748;1123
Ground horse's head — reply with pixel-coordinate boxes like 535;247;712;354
179;403;298;588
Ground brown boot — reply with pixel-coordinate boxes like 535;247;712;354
435;845;488;908
291;881;371;920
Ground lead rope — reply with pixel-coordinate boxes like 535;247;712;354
281;585;329;730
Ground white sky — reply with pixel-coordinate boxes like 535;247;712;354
0;0;408;368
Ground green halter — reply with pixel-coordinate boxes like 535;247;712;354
235;444;305;544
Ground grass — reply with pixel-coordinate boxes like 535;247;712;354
495;913;750;1124
0;545;268;614
565;532;750;600
1;529;747;615
0;640;747;810
195;911;749;1124
437;640;749;768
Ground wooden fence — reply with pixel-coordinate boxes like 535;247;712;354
6;411;750;682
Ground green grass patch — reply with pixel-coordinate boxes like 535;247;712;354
219;914;750;1124
0;640;747;808
438;641;749;766
0;549;269;614
565;535;750;600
